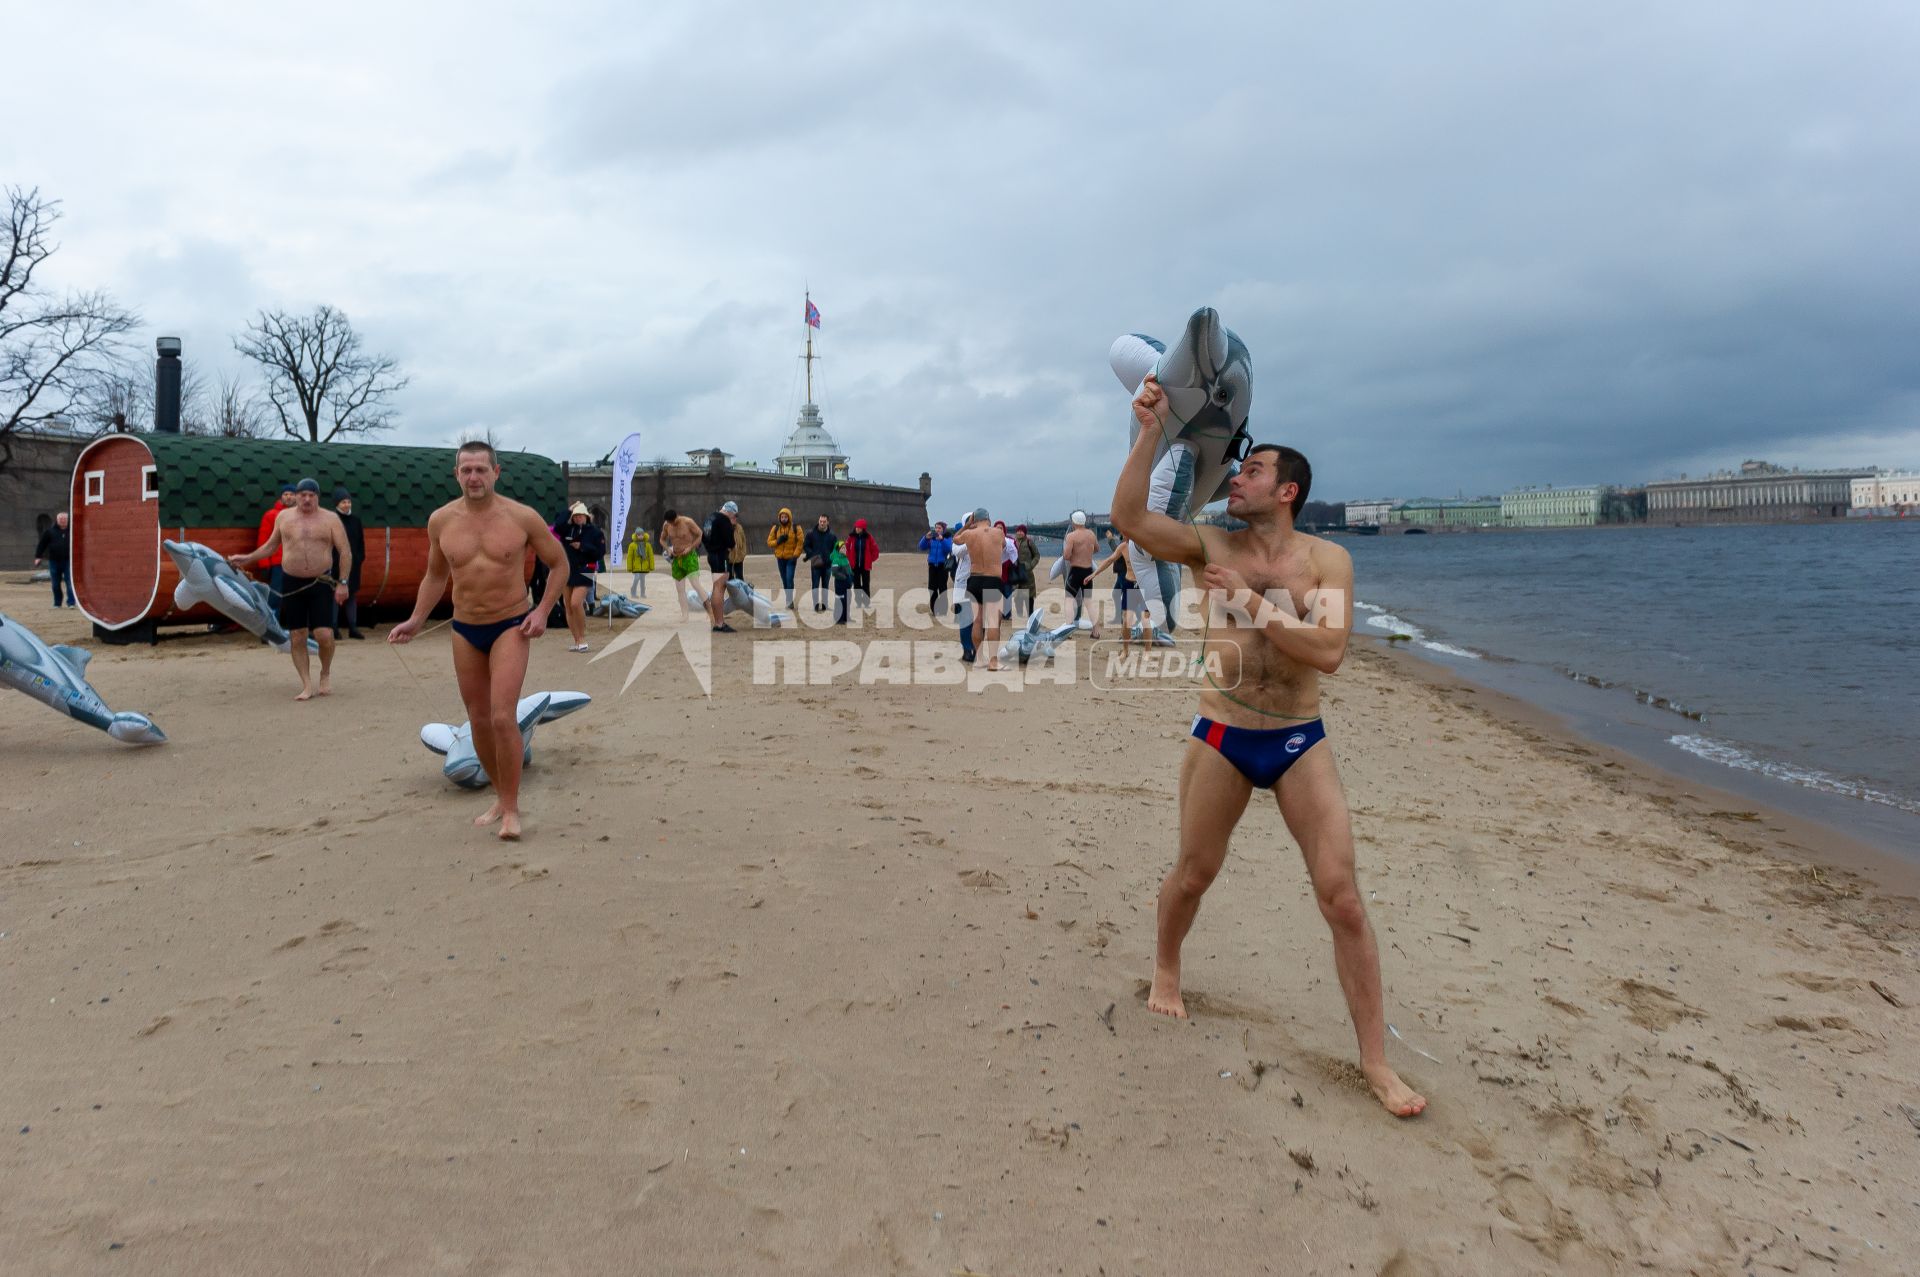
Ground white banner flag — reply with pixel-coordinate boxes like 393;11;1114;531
609;431;643;553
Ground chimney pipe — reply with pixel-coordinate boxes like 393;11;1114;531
154;336;182;434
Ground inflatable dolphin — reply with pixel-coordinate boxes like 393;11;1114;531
0;611;166;745
420;690;591;789
1109;307;1252;635
684;581;788;628
998;610;1081;665
163;539;316;654
587;594;650;619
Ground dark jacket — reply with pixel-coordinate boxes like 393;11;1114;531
706;512;733;561
802;526;836;566
333;512;366;590
561;522;607;575
34;523;69;563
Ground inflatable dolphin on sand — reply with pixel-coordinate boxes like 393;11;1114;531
684;581;788;628
998;611;1080;665
587;594;650;619
1108;307;1252;635
163;540;317;654
420;690;591;789
0;611;166;744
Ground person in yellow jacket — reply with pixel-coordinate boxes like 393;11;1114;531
623;528;654;598
766;506;805;606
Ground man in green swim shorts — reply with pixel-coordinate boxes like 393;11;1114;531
660;508;727;631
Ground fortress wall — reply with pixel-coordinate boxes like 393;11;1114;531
567;463;934;551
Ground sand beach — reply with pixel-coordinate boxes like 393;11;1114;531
3;557;1917;1274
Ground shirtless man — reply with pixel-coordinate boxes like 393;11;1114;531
658;509;715;625
953;507;1008;671
1061;510;1099;633
1112;375;1426;1119
388;441;569;841
229;477;352;702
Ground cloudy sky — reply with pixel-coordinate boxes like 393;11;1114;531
8;1;1918;514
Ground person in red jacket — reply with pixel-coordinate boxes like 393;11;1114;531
256;483;295;604
845;518;880;611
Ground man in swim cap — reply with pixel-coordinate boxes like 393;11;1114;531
953;507;1007;671
229;477;353;703
1062;509;1099;633
1112;375;1425;1120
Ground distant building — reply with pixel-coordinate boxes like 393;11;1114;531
1849;471;1920;515
1386;497;1500;528
1501;484;1608;528
1646;460;1871;524
1345;498;1399;527
775;402;850;481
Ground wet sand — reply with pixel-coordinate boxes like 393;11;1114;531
2;561;1916;1273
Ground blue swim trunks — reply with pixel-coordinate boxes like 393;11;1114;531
1190;715;1327;789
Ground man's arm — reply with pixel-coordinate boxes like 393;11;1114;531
1110;377;1205;570
1202;542;1354;675
388;511;451;643
522;506;570;635
229;518;282;569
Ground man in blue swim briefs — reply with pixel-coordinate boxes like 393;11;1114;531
389;440;570;841
1113;375;1426;1119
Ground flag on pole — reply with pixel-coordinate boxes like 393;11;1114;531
609;431;643;553
804;299;821;329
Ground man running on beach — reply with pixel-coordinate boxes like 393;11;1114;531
388;441;569;841
229;478;352;702
660;509;723;629
953;508;1007;671
1111;375;1426;1119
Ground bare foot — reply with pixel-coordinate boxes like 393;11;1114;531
1146;968;1187;1019
294;687;313;702
473;800;504;828
315;676;332;697
1363;1061;1427;1118
985;659;1003;672
497;811;522;841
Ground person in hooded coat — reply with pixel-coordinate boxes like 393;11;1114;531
623;528;654;597
332;488;367;638
766;507;804;607
845;518;879;612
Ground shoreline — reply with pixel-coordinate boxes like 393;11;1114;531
1359;638;1920;900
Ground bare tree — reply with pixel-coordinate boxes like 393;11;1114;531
233;304;408;442
0;186;141;471
78;353;213;435
195;371;266;438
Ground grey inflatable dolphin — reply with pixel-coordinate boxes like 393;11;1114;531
587;594;650;619
998;610;1080;665
163;539;317;654
419;690;591;789
683;580;788;628
0;611;166;745
1109;307;1253;633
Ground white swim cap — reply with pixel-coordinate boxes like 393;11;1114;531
1071;510;1087;527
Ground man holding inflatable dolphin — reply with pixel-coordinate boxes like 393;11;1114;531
388;441;570;841
1112;375;1426;1120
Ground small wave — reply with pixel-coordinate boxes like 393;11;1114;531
1354;601;1386;614
1669;735;1920;816
1363;610;1480;659
1560;668;1704;721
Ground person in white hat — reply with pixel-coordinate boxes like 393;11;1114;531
559;502;606;651
1062;509;1099;632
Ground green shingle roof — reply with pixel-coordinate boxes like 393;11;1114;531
145;437;566;529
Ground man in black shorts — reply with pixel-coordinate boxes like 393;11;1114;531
230;477;353;701
954;507;1008;672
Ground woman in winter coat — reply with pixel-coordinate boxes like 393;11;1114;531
766;507;804;607
829;539;854;625
728;518;748;580
845;518;880;609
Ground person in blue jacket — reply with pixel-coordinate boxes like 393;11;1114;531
917;520;954;611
